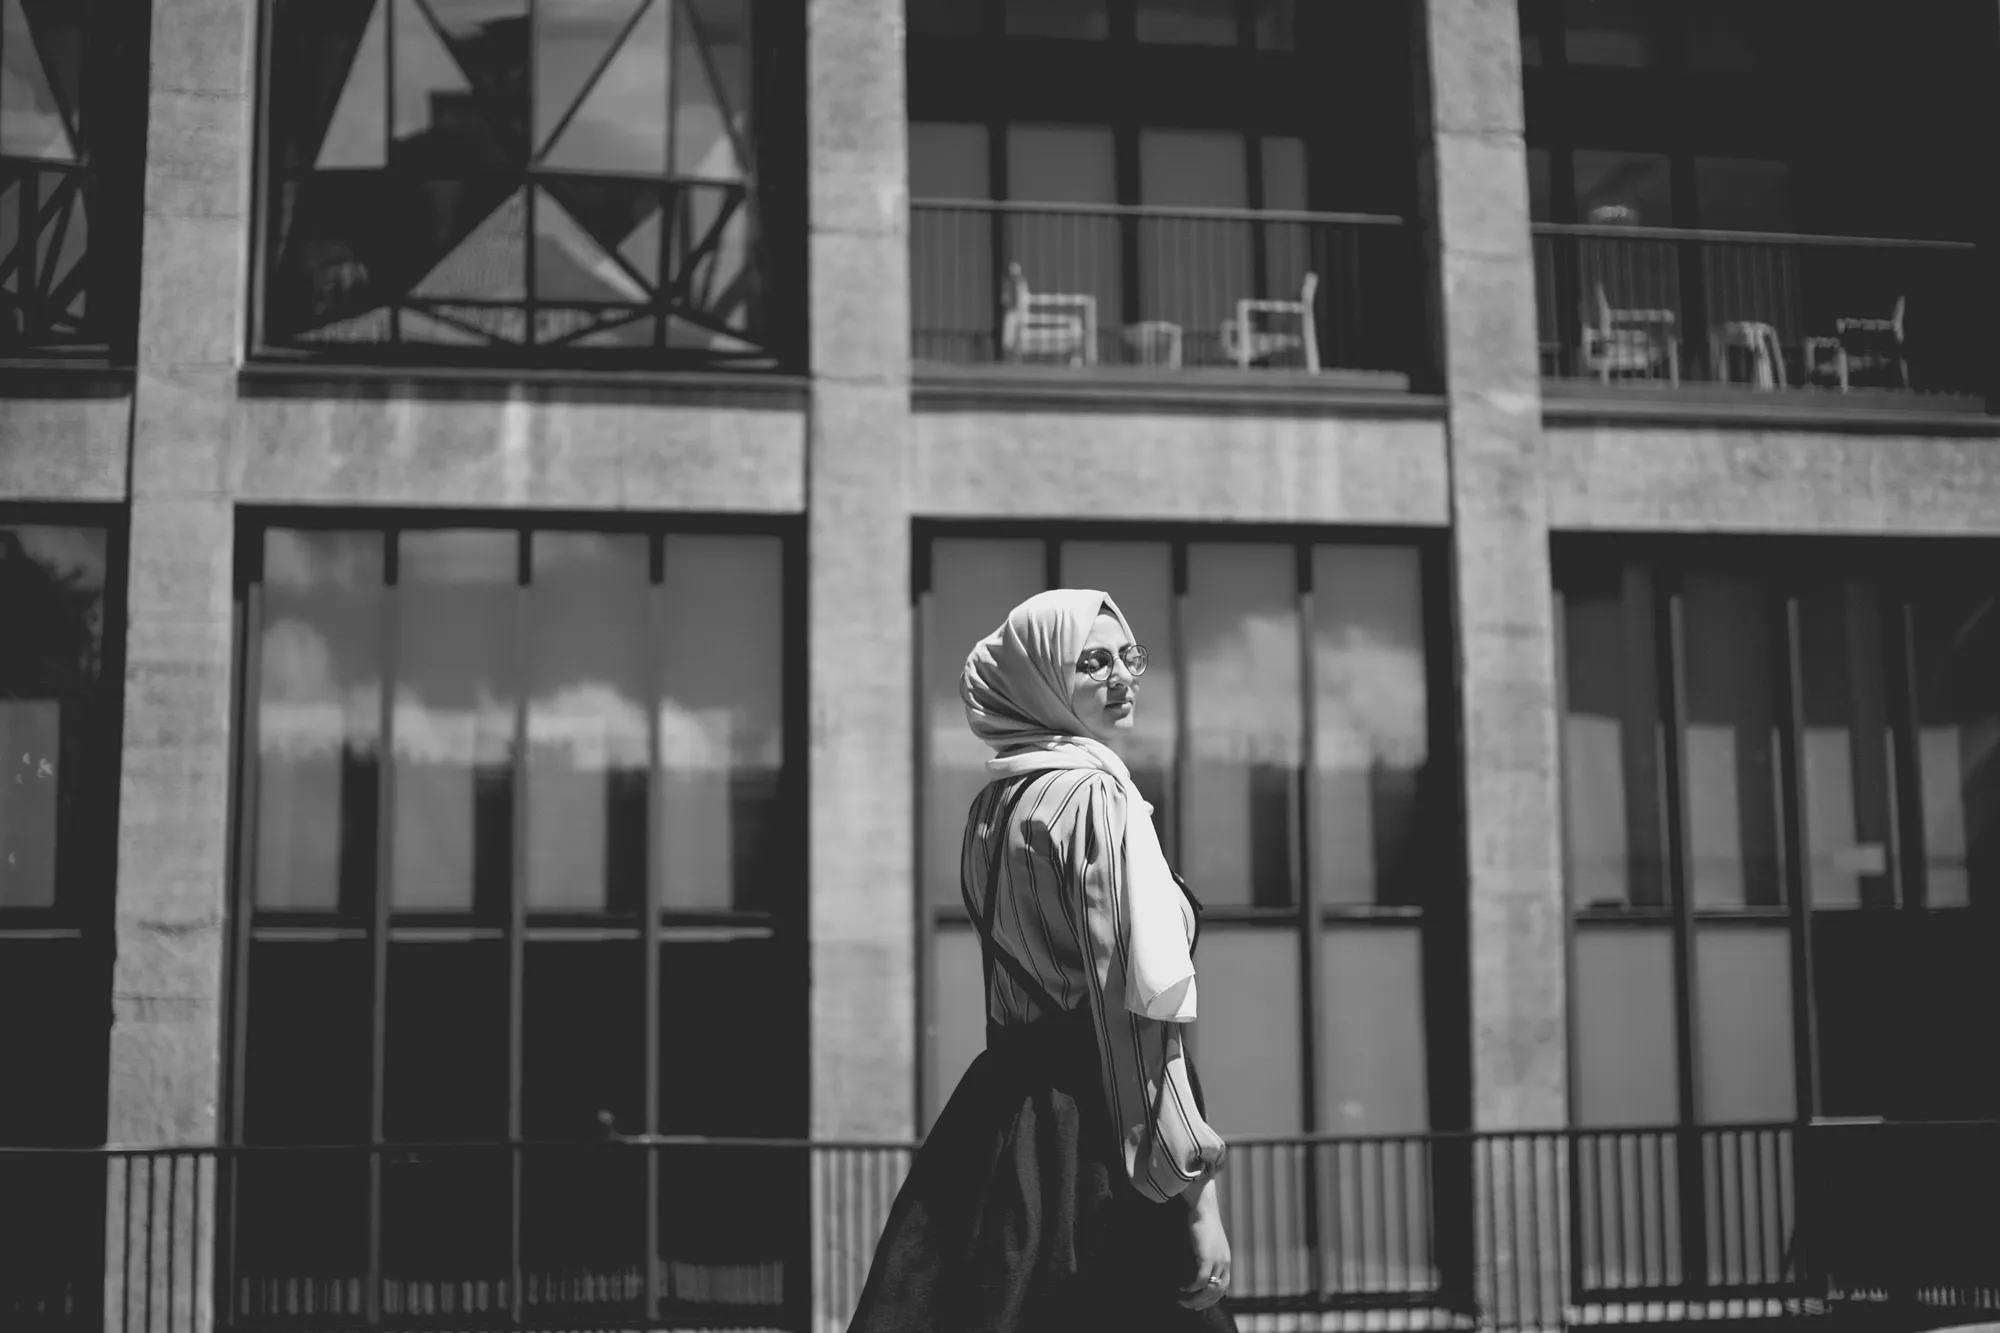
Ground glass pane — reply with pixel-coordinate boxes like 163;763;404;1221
1138;130;1250;362
1184;545;1301;908
923;539;1045;908
1251;0;1294;49
1005;125;1119;365
1687;1;1756;71
523;940;645;1139
1797;582;1894;909
1059;542;1175;847
240;940;373;1143
1694;926;1796;1122
1137;0;1237;45
541;0;668;173
1527;149;1551;223
1189;929;1301;1134
391;531;518;913
675;0;752;181
1910;589;2000;909
1559;564;1666;909
1680;575;1784;908
0;938;107;1142
1312;546;1429;907
1;0;82;160
1261;136;1308;211
526;533;650;913
1574;149;1673;228
1563;0;1655;66
909;123;993;364
658;939;800;1135
929;926;986;1122
255;530;384;913
909;0;982;35
1005;0;1108;39
383;940;510;1140
0;525;107;911
1319;927;1428;1134
390;0;508;167
1574;926;1679;1126
1695;158;1792;233
656;534;786;912
910;122;989;201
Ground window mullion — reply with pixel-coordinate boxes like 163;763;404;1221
1777;594;1822;1122
643;535;665;1322
365;529;400;1327
1294;544;1320;1137
1887;595;1930;911
506;531;530;1322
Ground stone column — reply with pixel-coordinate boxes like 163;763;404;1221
1413;1;1566;1326
804;0;914;1326
104;0;255;1328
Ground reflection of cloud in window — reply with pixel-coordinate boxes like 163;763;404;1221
256;617;382;758
528;681;649;769
1314;626;1427;770
1189;611;1303;765
392;685;515;765
8;525;107;588
659;698;780;771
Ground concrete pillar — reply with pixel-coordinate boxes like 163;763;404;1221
1413;2;1567;1324
104;0;255;1327
804;1;913;1325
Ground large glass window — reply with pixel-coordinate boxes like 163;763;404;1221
1557;542;2000;1134
0;512;122;1333
257;0;790;369
229;517;802;1330
918;528;1452;1136
0;0;147;360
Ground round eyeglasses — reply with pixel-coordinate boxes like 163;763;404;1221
1076;644;1149;681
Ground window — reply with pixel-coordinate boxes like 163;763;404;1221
257;0;790;369
1562;0;1656;67
918;527;1454;1138
0;512;122;1332
1557;542;2000;1131
0;0;146;360
227;517;804;1330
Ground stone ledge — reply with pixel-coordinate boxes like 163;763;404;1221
913;362;1442;417
1543;380;2000;437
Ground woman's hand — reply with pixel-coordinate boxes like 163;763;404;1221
1177;1174;1232;1311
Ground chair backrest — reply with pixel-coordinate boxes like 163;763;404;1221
1890;294;1906;335
1299;270;1319;307
1005;261;1030;310
1592;282;1614;330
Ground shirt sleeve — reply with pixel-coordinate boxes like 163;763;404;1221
1057;771;1227;1204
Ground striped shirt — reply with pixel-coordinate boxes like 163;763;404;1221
960;768;1227;1204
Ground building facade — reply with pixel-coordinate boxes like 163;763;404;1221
3;0;1999;1330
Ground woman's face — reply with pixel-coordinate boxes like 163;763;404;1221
1070;612;1139;741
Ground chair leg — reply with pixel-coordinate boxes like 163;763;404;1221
1837;349;1849;392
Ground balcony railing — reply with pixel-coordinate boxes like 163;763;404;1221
911;200;1424;382
6;1121;1997;1332
1533;224;1985;401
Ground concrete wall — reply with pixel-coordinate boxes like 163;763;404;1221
912;407;1450;524
0;395;132;500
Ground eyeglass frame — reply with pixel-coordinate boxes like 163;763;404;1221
1076;644;1149;681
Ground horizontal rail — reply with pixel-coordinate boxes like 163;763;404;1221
1533;222;1977;251
915;196;1407;227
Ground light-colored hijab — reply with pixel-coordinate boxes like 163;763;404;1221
961;589;1198;1023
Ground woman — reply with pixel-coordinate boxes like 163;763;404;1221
848;589;1236;1332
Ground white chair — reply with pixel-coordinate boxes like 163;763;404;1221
1805;296;1909;391
1711;320;1786;388
1001;263;1097;366
1220;271;1320;372
1123;320;1184;369
1581;283;1680;384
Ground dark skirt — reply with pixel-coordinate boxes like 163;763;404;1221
847;1007;1238;1333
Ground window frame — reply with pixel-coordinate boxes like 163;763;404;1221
911;519;1467;1139
1555;534;2000;1135
222;506;810;1151
244;0;809;374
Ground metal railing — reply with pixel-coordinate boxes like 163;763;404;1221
1533;224;1985;398
911;199;1424;380
5;1121;1997;1332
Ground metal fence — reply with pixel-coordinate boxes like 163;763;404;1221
911;200;1423;379
1532;224;1984;397
4;1121;1997;1332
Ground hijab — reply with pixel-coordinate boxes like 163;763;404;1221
961;589;1198;1023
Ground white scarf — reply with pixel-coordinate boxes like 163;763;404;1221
961;589;1198;1023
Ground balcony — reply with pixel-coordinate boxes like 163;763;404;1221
911;200;1425;391
1533;225;1986;410
8;1121;1998;1332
